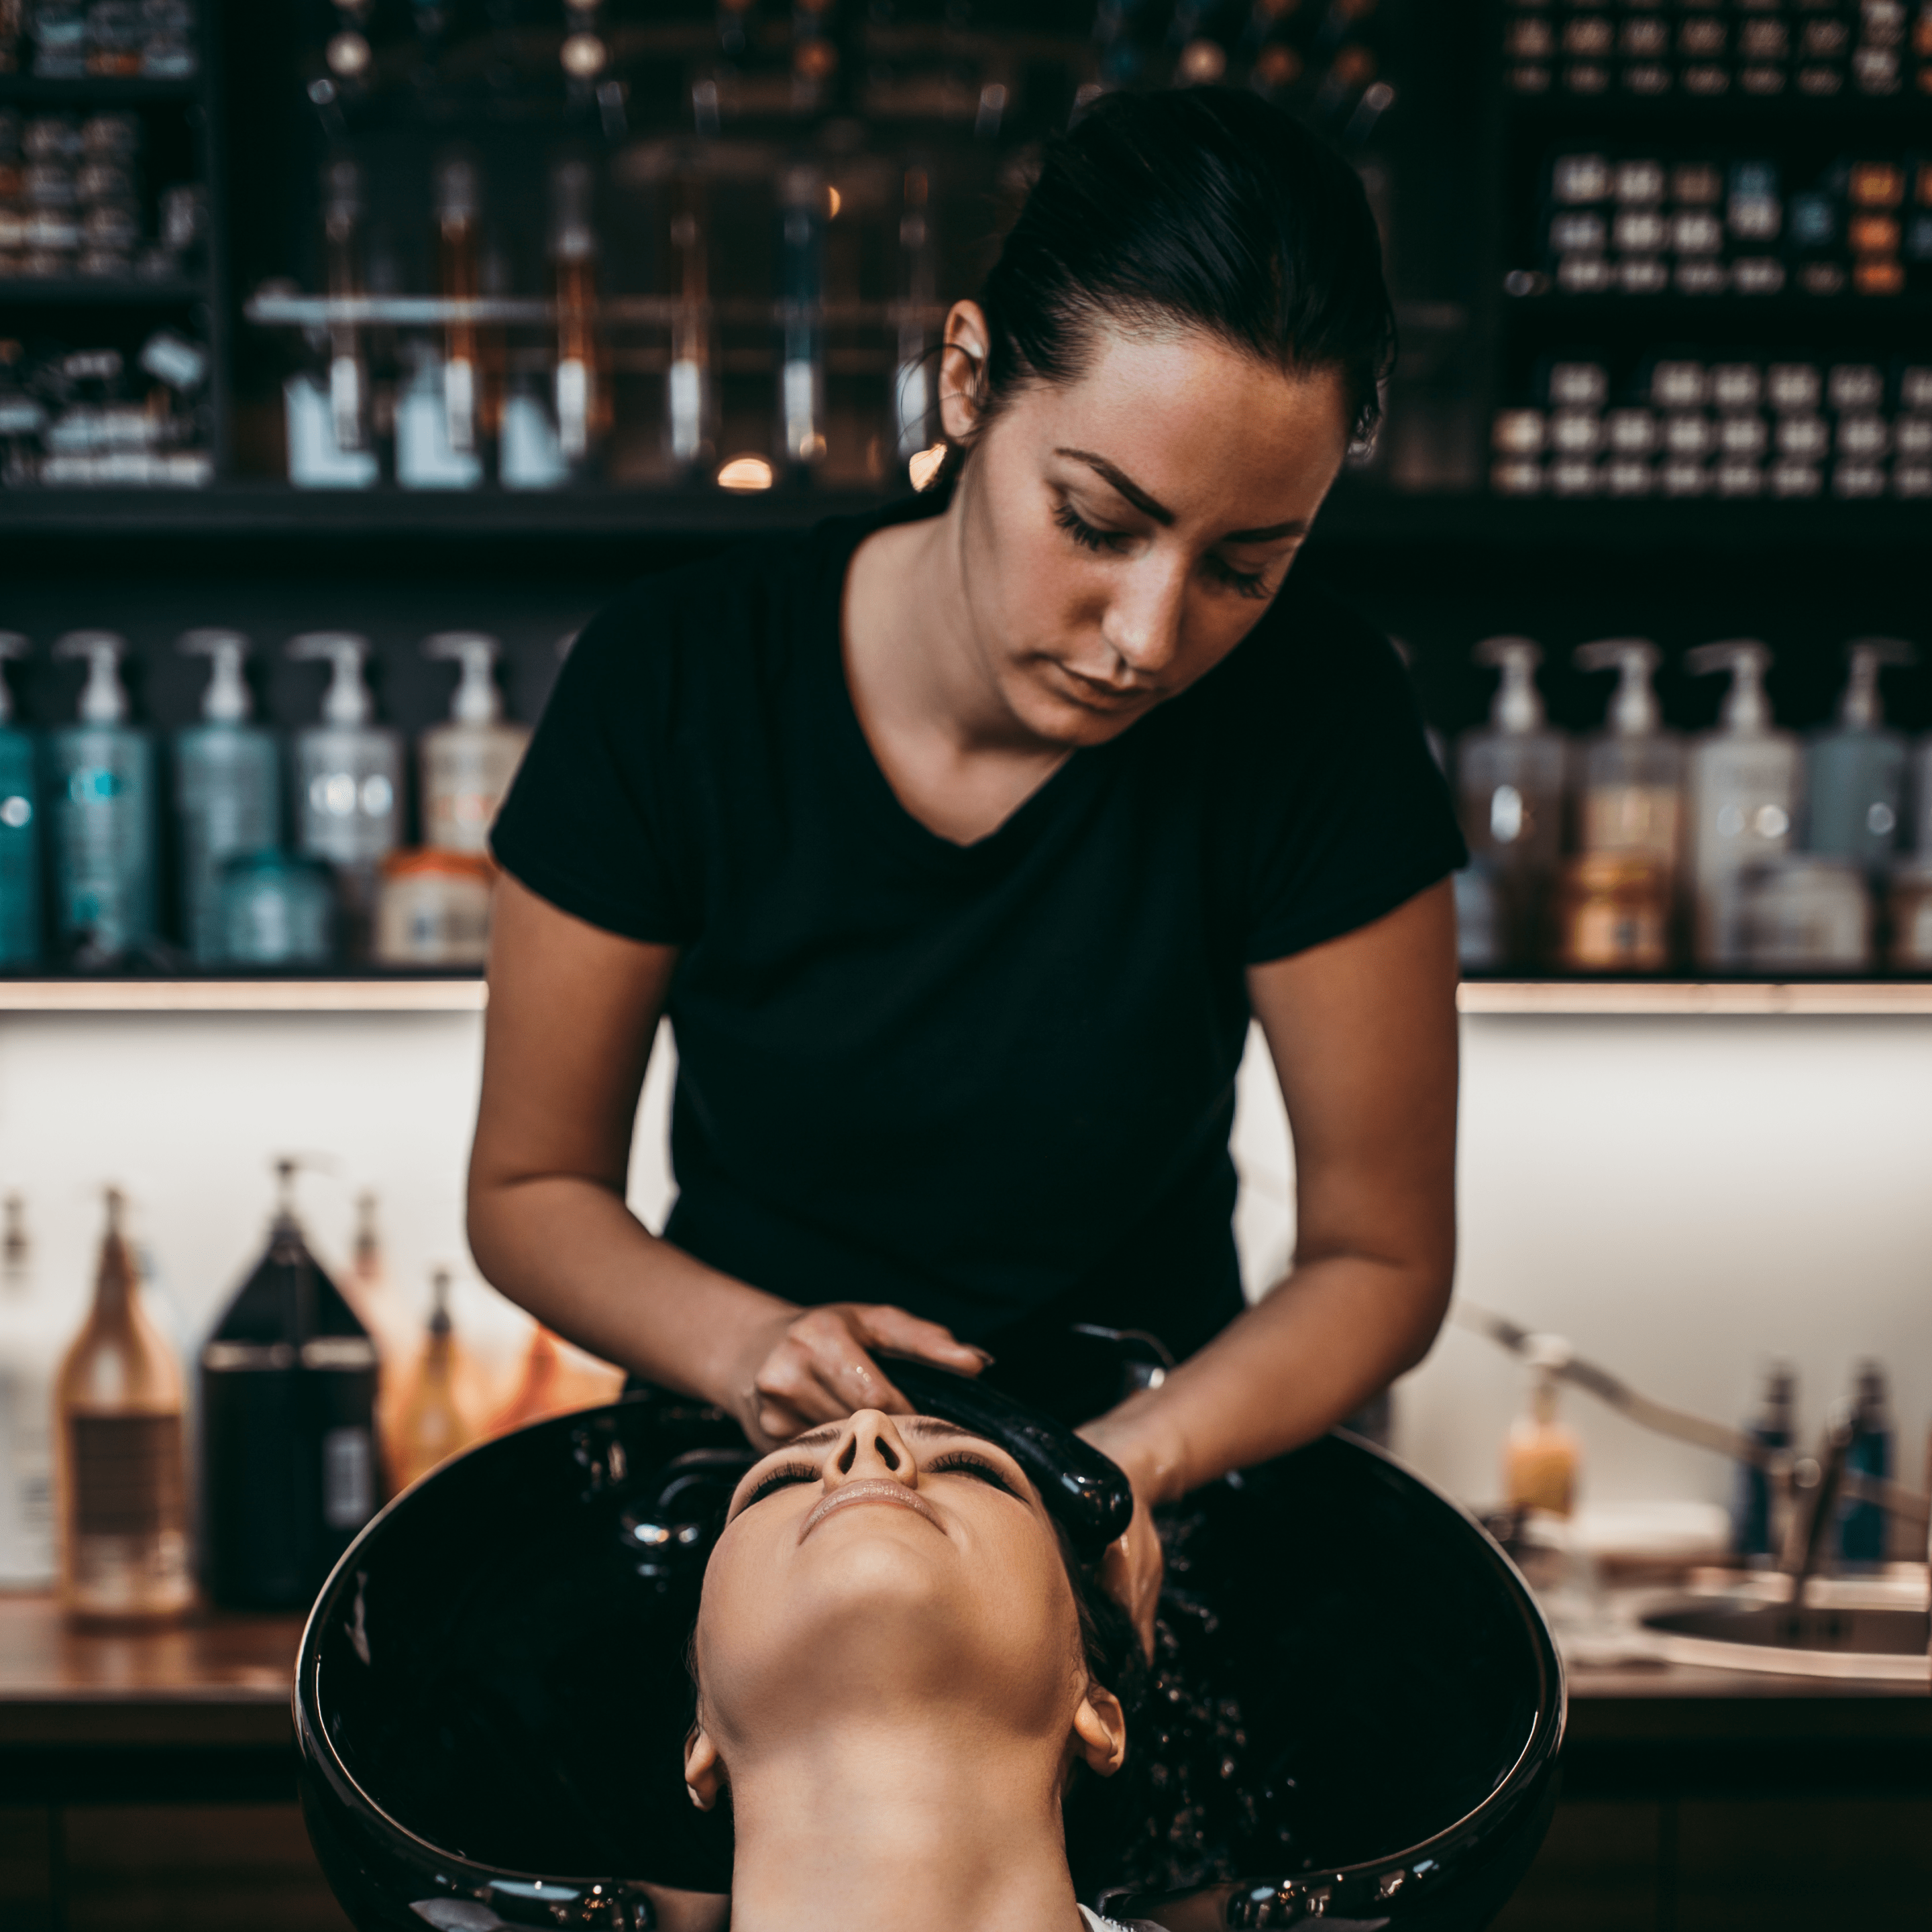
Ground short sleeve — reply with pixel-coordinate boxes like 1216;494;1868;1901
1230;586;1466;965
488;578;696;945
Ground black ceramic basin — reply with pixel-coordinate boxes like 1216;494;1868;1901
296;1392;1562;1931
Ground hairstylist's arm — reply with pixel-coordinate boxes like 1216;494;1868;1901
1079;878;1460;1648
467;875;986;1450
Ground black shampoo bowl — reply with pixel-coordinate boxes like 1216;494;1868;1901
297;1395;1562;1932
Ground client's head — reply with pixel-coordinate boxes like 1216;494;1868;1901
684;1408;1138;1926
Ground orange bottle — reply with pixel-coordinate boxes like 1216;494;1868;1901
54;1189;192;1622
1504;1365;1580;1519
390;1269;482;1492
486;1323;623;1437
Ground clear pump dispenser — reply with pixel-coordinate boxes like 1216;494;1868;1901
1806;638;1912;870
419;632;530;853
1456;637;1568;965
174;629;282;964
1684;640;1800;969
290;632;404;956
1572;638;1684;890
46;631;157;967
0;635;40;967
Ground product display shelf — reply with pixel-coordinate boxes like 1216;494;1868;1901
0;484;1926;551
0;75;202;106
0;975;484;1012
1459;978;1932;1016
0;275;208;305
1;977;1930;1017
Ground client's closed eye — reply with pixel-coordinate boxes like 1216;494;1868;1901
925;1452;1019;1498
739;1463;818;1511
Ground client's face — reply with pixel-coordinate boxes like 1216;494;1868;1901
686;1408;1123;1801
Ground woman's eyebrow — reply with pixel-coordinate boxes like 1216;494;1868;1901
1056;446;1308;543
900;1418;989;1445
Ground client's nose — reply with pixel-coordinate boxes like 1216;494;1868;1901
820;1409;917;1490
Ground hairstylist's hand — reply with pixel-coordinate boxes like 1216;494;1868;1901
1095;1478;1163;1664
728;1301;991;1452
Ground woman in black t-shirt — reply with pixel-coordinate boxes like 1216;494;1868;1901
471;87;1465;1650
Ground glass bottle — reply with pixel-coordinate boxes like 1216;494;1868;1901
55;1189;191;1621
1805;638;1912;871
548;156;607;472
1839;1361;1892;1568
391;1269;482;1492
1731;1361;1794;1564
0;1192;56;1586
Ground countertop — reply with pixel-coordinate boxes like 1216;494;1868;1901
0;1593;1924;1784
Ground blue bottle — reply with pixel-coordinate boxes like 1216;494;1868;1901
174;630;282;965
0;635;40;967
1730;1363;1794;1564
1839;1362;1892;1568
1805;639;1912;871
45;632;156;969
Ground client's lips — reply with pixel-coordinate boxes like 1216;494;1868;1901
798;1480;937;1543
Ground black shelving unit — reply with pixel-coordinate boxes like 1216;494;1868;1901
0;10;229;478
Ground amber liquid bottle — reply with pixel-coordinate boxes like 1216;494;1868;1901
56;1189;191;1621
391;1269;481;1491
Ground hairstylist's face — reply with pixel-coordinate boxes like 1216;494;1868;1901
686;1410;1123;1801
939;305;1351;751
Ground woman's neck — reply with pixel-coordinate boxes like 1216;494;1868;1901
724;1718;1083;1932
843;499;1072;845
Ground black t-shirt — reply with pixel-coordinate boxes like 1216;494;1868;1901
491;495;1464;1375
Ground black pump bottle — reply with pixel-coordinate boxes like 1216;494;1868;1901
199;1161;380;1609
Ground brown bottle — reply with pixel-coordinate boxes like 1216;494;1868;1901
340;1191;417;1471
486;1322;623;1438
55;1189;192;1622
391;1269;481;1491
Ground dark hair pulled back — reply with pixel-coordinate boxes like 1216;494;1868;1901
967;87;1395;451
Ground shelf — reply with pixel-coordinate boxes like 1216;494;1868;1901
2;976;1929;1016
0;276;209;306
1460;980;1932;1016
0;977;485;1012
0;74;201;104
0;482;1925;553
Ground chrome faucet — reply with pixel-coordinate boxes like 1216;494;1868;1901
1778;1405;1857;1583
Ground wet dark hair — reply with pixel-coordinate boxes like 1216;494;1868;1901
952;86;1396;465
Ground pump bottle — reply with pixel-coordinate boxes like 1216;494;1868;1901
45;631;156;967
0;635;40;967
174;629;282;964
1684;641;1800;969
289;633;403;957
0;1193;55;1586
1456;637;1568;965
419;632;530;853
1503;1344;1580;1519
1805;639;1912;870
55;1189;192;1622
1572;639;1684;892
199;1160;380;1609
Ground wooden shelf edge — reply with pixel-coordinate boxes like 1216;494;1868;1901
1460;980;1932;1016
0;978;486;1012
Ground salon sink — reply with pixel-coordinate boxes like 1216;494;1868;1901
1635;1572;1931;1684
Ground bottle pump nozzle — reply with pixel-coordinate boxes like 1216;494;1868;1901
1686;639;1774;734
1472;636;1547;734
178;629;254;724
1837;638;1915;732
0;633;27;727
1574;637;1663;736
288;632;376;727
423;631;504;724
53;631;131;724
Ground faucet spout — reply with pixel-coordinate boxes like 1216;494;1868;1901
1780;1407;1857;1583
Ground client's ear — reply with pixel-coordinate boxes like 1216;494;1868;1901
1071;1685;1128;1779
683;1723;724;1811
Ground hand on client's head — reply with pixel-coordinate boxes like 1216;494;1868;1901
684;1409;1133;1932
